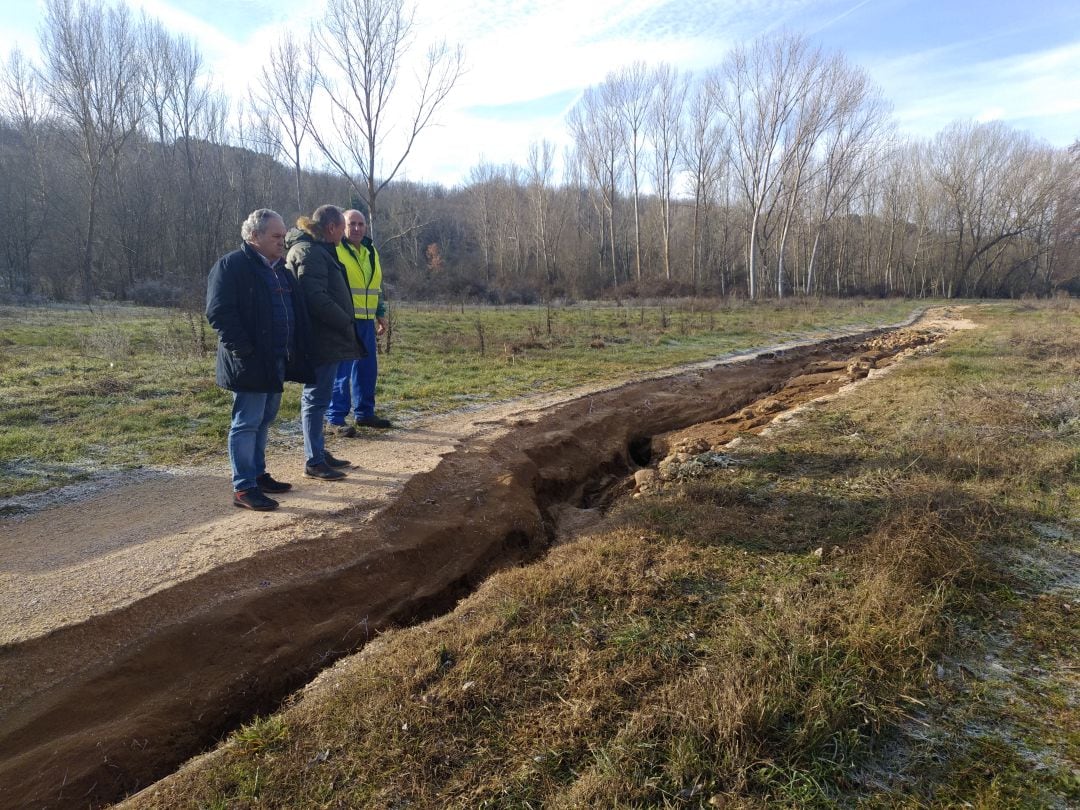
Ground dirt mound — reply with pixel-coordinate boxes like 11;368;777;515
0;309;969;808
651;325;945;462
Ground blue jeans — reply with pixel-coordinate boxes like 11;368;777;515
327;319;378;423
302;362;338;466
228;359;285;492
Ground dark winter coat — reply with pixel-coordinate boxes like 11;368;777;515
205;243;316;392
284;227;366;367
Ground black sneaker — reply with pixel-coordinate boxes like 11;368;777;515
355;415;393;429
233;488;279;511
328;422;356;438
324;451;351;468
256;473;293;493
304;461;346;480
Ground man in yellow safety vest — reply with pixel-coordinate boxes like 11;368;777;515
326;209;391;434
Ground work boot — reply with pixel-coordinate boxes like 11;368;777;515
324;451;351;468
233;488;279;511
304;461;346;480
355;415;393;429
256;473;292;493
328;422;356;438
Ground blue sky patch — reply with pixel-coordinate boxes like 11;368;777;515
466;88;581;121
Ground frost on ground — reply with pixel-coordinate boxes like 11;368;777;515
851;522;1080;806
0;461;204;519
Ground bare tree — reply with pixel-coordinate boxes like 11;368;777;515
928;121;1050;296
711;33;822;298
37;0;146;301
463;161;529;284
466;160;501;281
140;18;182;277
313;0;463;235
610;62;651;281
995;145;1062;295
801;57;891;294
683;74;727;291
568;85;624;288
647;63;687;282
560;144;611;293
1039;144;1080;294
140;18;231;279
528;139;557;288
772;48;829;298
254;32;317;213
0;50;51;294
888;143;937;297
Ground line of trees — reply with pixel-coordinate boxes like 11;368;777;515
0;0;462;303
1;0;1077;306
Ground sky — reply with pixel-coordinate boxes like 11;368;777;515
3;0;1079;188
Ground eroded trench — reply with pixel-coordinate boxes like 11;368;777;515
0;324;942;809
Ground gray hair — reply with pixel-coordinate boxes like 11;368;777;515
241;208;283;241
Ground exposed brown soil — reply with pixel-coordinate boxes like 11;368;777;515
0;308;973;809
653;324;955;460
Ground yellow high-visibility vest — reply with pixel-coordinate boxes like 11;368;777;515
336;240;383;320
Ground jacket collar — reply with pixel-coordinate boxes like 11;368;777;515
239;243;282;271
241;242;283;269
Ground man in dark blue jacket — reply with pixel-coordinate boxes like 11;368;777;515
206;209;316;510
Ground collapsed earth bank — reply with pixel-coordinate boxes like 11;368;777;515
0;317;949;809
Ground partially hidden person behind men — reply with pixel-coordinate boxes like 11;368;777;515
326;208;391;437
206;208;315;511
285;204;365;480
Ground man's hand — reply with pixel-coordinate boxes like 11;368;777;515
375;316;389;336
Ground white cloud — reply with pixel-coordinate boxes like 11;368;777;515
873;39;1080;145
128;0;323;103
128;0;237;52
6;0;1078;184
975;106;1005;124
393;0;752;184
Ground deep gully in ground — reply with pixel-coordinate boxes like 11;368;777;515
0;322;940;809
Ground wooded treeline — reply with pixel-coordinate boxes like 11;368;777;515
1;0;1077;306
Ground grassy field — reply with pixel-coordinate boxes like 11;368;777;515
132;300;1079;808
0;297;916;499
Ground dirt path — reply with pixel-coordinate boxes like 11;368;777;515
0;307;974;809
1;395;576;645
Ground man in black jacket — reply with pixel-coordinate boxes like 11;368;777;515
205;209;315;510
285;204;365;481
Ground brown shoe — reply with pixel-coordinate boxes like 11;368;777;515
328;422;356;438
